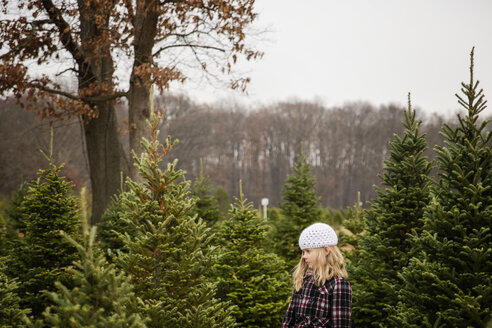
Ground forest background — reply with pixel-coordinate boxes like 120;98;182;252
0;95;454;209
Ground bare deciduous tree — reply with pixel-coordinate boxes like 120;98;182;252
0;0;261;223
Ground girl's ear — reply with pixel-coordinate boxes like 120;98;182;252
324;246;331;256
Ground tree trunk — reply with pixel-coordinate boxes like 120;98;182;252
83;104;128;225
78;0;128;225
129;84;151;180
128;0;159;180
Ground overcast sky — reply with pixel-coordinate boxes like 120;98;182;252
175;0;492;117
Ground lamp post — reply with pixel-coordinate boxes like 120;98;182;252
261;197;269;219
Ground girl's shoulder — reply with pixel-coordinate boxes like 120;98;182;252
320;276;351;294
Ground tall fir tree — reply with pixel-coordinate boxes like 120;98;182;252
392;48;492;327
116;113;235;328
31;222;147;328
5;149;81;318
213;183;291;328
0;261;30;327
274;153;323;268
347;97;433;327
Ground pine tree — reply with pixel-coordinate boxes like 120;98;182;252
339;192;366;272
116;113;235;328
213;184;291;328
347;97;433;327
214;186;230;219
3;182;28;236
6;152;81;318
0;260;30;327
98;179;139;262
98;194;137;262
191;160;222;229
392;48;492;327
274;153;323;268
31;222;147;328
1;183;28;256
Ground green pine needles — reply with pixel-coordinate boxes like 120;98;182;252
274;153;323;268
0;261;30;327
99;194;135;261
31;223;146;327
392;48;492;327
213;183;291;327
115;113;235;328
191;159;222;229
347;96;433;327
5;153;81;318
1;182;29;249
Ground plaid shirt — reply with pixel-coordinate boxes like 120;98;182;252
282;274;352;328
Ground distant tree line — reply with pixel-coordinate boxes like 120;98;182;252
1;95;456;209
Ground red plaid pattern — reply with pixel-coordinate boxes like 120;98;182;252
282;274;352;327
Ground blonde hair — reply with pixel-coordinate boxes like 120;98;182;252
293;246;348;291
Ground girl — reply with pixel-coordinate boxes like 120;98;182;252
282;222;352;327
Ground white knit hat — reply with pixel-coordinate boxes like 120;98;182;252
298;222;338;250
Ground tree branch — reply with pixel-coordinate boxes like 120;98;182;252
160;0;187;4
155;29;201;43
32;19;53;26
84;90;128;102
28;82;128;102
0;19;53;61
28;82;80;100
153;43;225;57
55;67;79;76
40;0;84;67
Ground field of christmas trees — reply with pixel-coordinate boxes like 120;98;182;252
0;51;490;327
